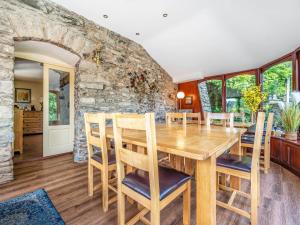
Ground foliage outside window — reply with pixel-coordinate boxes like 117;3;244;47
226;74;256;122
262;61;292;128
49;92;58;121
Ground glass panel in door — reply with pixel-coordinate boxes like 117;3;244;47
48;69;70;126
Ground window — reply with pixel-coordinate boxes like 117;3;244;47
48;69;70;126
199;79;222;113
226;74;256;122
262;61;292;128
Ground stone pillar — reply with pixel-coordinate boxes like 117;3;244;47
199;81;212;112
0;31;14;184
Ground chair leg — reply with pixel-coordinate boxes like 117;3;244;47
265;147;270;174
183;181;191;225
88;162;94;196
150;202;160;225
216;172;220;191
118;192;126;225
257;170;260;207
242;146;247;156
219;174;226;187
102;168;109;212
250;174;258;225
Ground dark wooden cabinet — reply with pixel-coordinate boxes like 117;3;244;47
270;137;281;161
271;136;300;176
280;142;291;166
290;144;300;174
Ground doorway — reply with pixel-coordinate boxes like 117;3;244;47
14;58;44;162
13;41;78;162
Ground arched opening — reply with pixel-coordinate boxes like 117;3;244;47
13;40;80;162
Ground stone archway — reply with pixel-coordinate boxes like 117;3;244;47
0;0;176;184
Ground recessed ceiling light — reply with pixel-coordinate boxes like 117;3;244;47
163;13;168;17
103;14;108;19
136;32;140;36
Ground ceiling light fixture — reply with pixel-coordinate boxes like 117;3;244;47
103;14;108;19
163;13;168;17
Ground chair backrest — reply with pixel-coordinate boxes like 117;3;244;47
251;112;266;174
264;112;274;148
166;112;187;125
233;112;245;124
84;113;111;164
206;112;234;128
112;113;159;201
186;112;201;125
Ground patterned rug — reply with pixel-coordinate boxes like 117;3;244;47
0;189;65;225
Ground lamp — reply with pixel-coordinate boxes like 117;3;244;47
177;91;185;110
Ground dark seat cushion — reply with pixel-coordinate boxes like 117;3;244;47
241;134;265;145
92;151;116;165
217;154;252;172
122;166;191;200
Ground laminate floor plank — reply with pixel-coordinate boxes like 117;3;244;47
1;154;300;225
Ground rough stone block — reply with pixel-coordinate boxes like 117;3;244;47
0;106;13;119
80;97;95;105
0;81;13;94
79;82;104;90
0;68;13;80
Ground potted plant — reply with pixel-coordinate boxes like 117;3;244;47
281;102;300;141
242;85;266;122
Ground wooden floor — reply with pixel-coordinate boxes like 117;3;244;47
0;153;299;225
13;134;43;163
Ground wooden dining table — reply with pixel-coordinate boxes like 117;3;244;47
102;123;246;225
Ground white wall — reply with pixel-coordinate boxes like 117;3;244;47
14;80;43;111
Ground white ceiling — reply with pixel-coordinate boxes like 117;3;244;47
52;0;300;82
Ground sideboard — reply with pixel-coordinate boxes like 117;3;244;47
271;136;300;176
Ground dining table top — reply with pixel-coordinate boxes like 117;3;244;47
98;123;247;161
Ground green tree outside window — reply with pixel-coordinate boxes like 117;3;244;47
49;92;58;121
262;61;292;128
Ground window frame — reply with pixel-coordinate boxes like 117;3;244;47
196;52;299;117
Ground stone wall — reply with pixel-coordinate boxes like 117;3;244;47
0;0;177;184
198;82;212;112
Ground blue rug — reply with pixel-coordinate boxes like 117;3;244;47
0;189;65;225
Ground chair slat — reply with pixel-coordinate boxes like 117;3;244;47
88;135;102;148
207;112;234;128
120;147;149;171
115;115;146;130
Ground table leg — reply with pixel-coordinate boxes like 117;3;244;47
196;155;216;225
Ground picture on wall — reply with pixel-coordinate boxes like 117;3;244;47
185;96;193;105
15;88;31;103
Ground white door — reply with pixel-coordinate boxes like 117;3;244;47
43;64;74;156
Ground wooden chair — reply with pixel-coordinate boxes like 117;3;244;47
112;113;191;225
84;113;117;212
186;112;201;125
233;112;246;127
166;112;186;125
206;112;234;128
216;112;265;225
241;113;274;174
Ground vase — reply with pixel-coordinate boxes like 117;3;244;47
285;132;298;141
